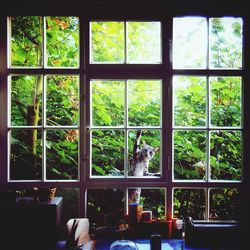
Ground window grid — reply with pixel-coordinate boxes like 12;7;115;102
0;14;244;222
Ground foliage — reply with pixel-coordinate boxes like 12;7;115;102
87;189;125;227
173;189;206;220
46;17;79;67
209;188;240;220
139;189;165;219
11;16;43;66
91;21;161;63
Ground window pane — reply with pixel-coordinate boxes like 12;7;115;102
209;188;240;220
173;188;205;219
46;75;79;126
56;188;79;226
128;188;165;220
91;130;124;176
173;17;207;69
173;76;206;127
210;76;241;127
128;80;161;126
174;130;206;180
87;189;124;228
46;17;79;67
209;17;242;69
210;131;241;181
46;129;79;180
10;75;43;126
10;129;42;180
127;22;161;64
90;22;124;63
10;16;43;67
128;130;160;177
91;80;125;126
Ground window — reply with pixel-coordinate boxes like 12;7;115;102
90;79;162;177
8;16;80;181
172;16;242;220
0;5;246;228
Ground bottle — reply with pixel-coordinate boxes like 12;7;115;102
150;233;161;250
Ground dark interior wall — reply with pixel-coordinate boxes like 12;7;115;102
0;0;248;16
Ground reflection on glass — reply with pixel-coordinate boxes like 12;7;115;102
90;22;125;63
173;17;207;69
173;188;205;219
87;189;124;227
10;129;42;180
210;131;241;181
209;188;240;220
10;16;43;67
46;129;79;180
209;17;242;69
46;75;79;126
91;130;124;176
174;130;206;180
210;76;241;127
11;75;43;126
127;22;161;64
56;188;79;226
128;188;165;220
91;80;125;126
128;80;161;126
173;76;206;127
46;16;79;67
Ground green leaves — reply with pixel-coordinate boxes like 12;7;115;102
10;16;79;68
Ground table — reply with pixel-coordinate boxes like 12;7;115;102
0;196;63;250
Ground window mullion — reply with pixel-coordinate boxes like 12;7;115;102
125;21;127;64
43;16;46;69
125;80;128;178
206;76;210;183
42;75;46;181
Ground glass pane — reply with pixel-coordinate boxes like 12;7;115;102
210;131;241;181
46;75;79;126
128;188;165;220
128;130;160;177
10;75;43;126
91;80;125;126
127;22;161;64
173;17;207;69
46;17;79;67
91;130;124;176
56;188;79;226
87;189;124;228
10;129;42;180
173;76;206;127
209;17;242;69
209;188;240;220
210;76;241;127
128;80;161;126
10;16;43;67
46;129;79;180
173;188;205;219
90;22;125;63
174;130;206;180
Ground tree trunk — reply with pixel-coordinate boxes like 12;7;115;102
27;75;42;177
